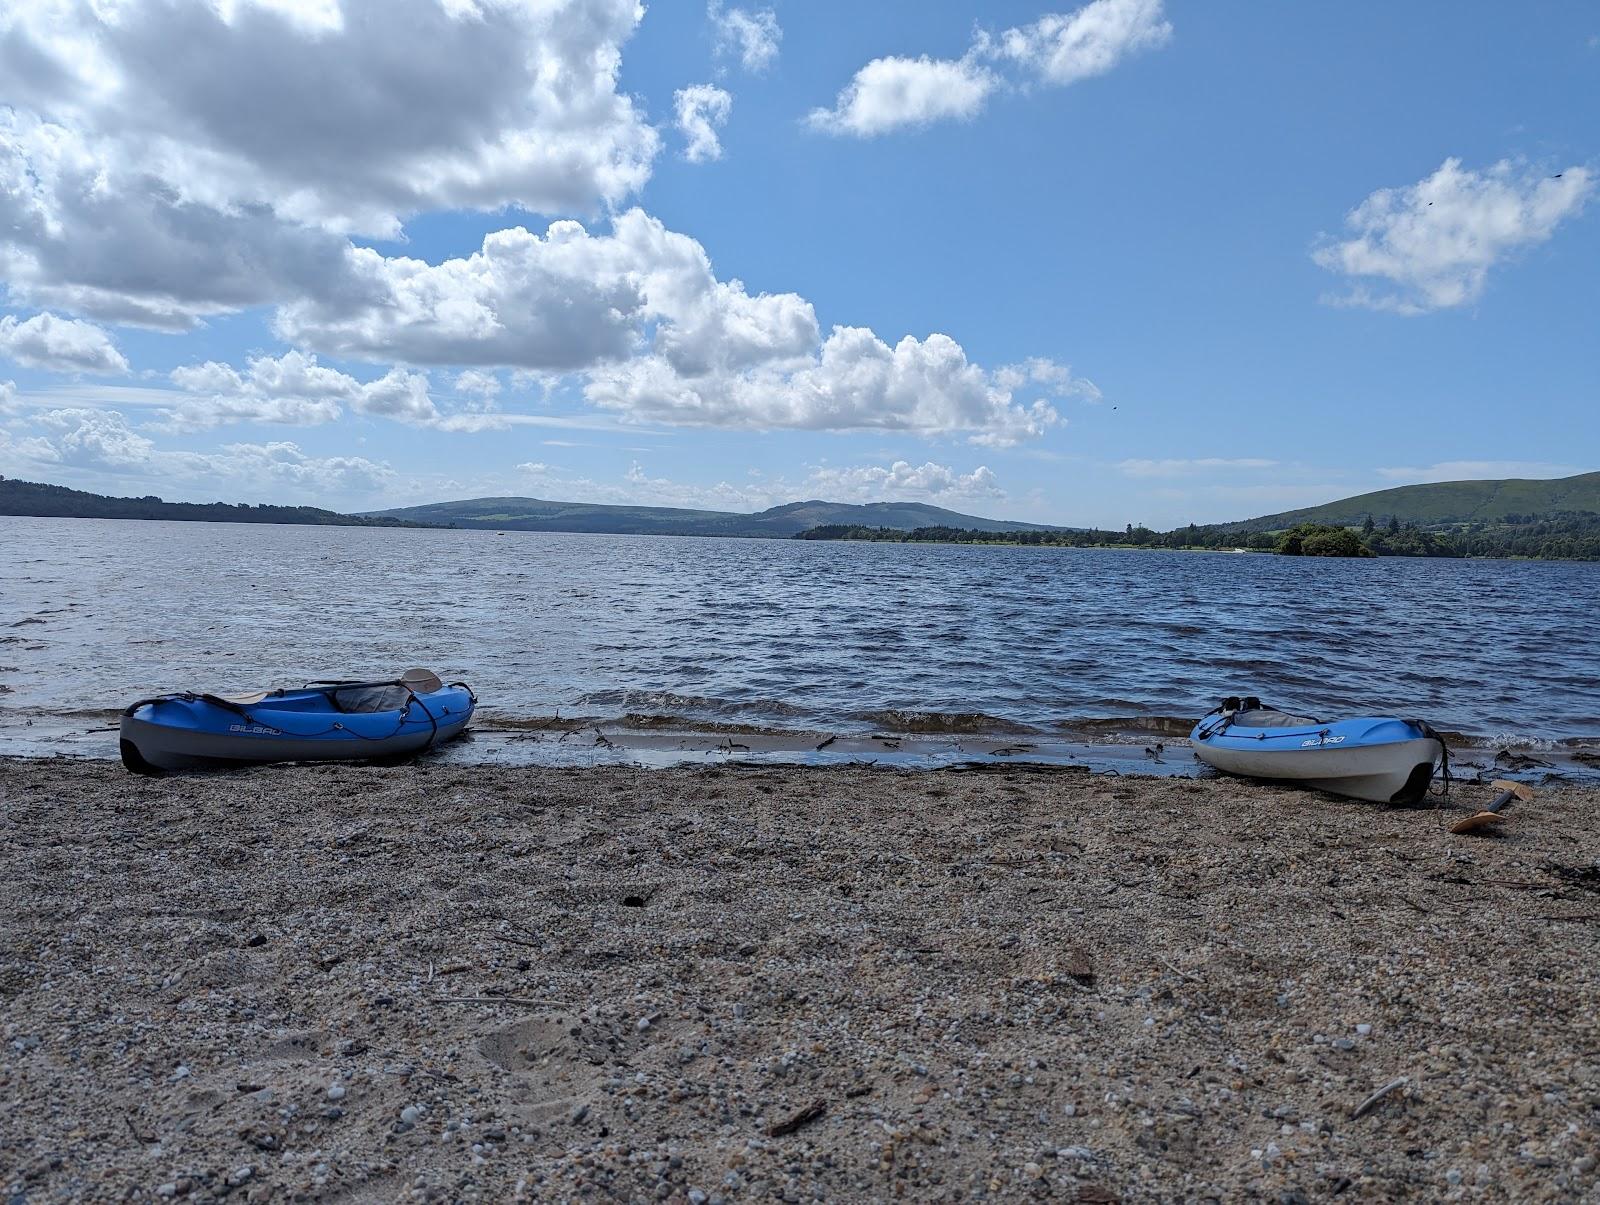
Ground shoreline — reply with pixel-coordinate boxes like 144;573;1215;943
5;715;1597;787
3;758;1597;1201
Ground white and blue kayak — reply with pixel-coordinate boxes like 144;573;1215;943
1190;697;1445;804
120;669;475;772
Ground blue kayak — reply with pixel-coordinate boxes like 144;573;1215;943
120;670;475;772
1190;697;1444;803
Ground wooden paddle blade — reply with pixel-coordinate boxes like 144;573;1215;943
1490;778;1536;801
401;668;444;694
1450;811;1507;834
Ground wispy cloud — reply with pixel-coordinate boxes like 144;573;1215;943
1116;457;1277;478
709;2;781;74
675;84;734;163
1375;460;1584;483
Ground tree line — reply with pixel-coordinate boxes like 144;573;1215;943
794;511;1600;561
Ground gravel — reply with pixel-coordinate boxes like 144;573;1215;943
1;757;1598;1201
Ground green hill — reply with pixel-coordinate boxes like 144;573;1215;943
0;476;430;528
367;496;1068;537
1216;471;1600;531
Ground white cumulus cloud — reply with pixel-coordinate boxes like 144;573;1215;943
33;407;157;467
0;0;657;327
1313;158;1594;313
807;460;1003;501
807;56;998;137
0;312;130;374
675;84;734;163
709;2;781;74
991;0;1172;86
809;0;1171;137
585;326;1058;446
453;369;501;399
512;456;1006;511
6;405;395;499
164;350;438;429
276;209;1054;445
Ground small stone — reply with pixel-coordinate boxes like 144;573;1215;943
689;1191;709;1204
171;1065;190;1081
570;1104;590;1125
227;1167;253;1187
400;1105;421;1125
156;1184;178;1199
1023;1162;1043;1180
636;1017;652;1033
1356;1024;1372;1036
326;1083;346;1101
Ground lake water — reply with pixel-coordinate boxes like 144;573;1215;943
2;517;1597;765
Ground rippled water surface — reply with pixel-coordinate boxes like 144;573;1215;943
2;517;1597;750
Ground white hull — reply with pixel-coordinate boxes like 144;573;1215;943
1192;736;1441;804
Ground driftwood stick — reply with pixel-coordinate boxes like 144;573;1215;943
1351;1076;1408;1120
768;1098;827;1137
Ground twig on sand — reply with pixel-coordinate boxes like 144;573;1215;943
768;1098;827;1138
1157;955;1199;983
1350;1077;1408;1120
435;995;573;1008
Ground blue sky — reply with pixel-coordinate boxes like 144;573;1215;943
0;0;1595;527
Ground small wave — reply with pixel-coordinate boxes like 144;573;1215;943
479;711;795;737
849;709;1039;735
476;714;590;733
1055;715;1196;739
575;689;812;719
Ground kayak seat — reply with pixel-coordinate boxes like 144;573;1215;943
330;684;415;713
1229;709;1320;728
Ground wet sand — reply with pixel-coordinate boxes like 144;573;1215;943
2;758;1598;1202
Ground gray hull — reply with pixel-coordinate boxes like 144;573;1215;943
120;713;471;772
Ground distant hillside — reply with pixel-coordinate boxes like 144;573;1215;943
0;476;430;528
368;496;1066;537
1215;471;1600;531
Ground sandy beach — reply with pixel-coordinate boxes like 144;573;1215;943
2;758;1598;1203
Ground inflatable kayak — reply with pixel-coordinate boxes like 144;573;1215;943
120;669;474;772
1190;696;1445;804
